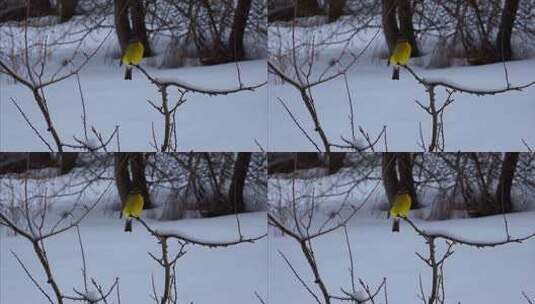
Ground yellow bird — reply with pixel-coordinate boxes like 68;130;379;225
389;191;412;232
122;190;144;232
388;38;411;80
120;40;144;80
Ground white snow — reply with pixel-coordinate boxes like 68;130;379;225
270;211;535;304
0;167;267;304
81;290;100;302
268;174;535;304
0;210;267;304
268;20;535;152
0;20;267;152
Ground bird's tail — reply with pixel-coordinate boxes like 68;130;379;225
124;66;132;80
124;218;132;232
392;66;400;80
392;217;400;232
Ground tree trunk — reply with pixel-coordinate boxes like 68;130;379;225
114;153;131;208
470;153;493;200
130;153;152;209
496;0;519;61
296;0;321;17
382;0;399;53
268;2;296;22
0;153;53;174
267;152;324;174
128;0;152;57
228;152;252;213
229;0;252;61
59;152;78;175
57;0;77;23
29;0;52;16
396;153;420;209
114;0;131;54
0;0;52;22
396;0;419;57
495;152;519;213
382;153;399;205
327;152;346;174
328;0;346;22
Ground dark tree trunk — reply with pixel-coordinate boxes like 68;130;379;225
496;0;519;61
128;0;152;57
114;153;131;208
396;153;420;209
30;153;54;168
396;0;419;57
0;153;53;174
327;152;346;174
1;0;52;21
29;0;52;16
229;0;252;61
59;152;78;175
0;0;25;22
382;153;399;205
0;153;31;174
328;0;346;22
130;153;152;209
267;152;323;174
268;3;296;22
296;0;321;17
470;153;493;200
495;152;519;213
382;0;399;53
228;152;252;213
114;0;131;54
57;0;77;23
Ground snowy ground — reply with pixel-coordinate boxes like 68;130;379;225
269;211;535;304
1;210;267;304
0;170;267;304
268;20;535;152
268;174;535;304
0;20;267;152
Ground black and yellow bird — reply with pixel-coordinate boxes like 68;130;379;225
120;39;144;80
387;38;412;80
122;190;144;232
389;190;412;232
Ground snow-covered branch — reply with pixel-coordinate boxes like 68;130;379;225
134;215;265;304
404;65;535;96
135;65;266;96
136;217;266;248
401;216;535;304
403;217;535;248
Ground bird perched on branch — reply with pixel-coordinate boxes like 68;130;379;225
388;38;411;80
120;39;144;80
390;190;411;232
122;190;144;232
